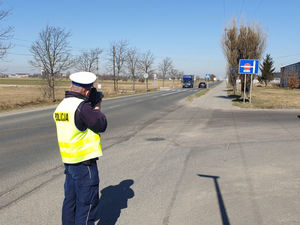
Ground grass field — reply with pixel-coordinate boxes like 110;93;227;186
3;78;298;111
0;78;190;111
228;84;300;109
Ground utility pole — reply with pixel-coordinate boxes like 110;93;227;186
40;65;44;79
146;69;149;91
96;56;99;76
113;46;117;91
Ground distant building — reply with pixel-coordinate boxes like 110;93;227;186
8;73;30;78
280;62;300;87
273;72;282;79
271;72;281;84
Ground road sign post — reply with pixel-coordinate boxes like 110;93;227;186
153;74;157;88
143;73;149;91
205;74;210;82
239;59;259;103
250;74;253;103
243;74;247;103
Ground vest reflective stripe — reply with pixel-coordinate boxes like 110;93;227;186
60;143;99;158
58;134;100;149
53;97;102;164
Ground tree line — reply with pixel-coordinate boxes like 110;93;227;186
2;5;289;103
29;26;185;101
0;5;184;101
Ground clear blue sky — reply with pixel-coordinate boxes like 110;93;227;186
1;0;300;79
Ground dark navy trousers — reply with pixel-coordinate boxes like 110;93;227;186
62;161;99;225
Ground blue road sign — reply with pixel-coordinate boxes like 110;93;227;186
239;59;259;74
205;74;210;78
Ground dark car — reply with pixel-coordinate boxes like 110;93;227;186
198;82;207;88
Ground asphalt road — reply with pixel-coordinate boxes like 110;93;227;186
1;82;300;225
0;87;203;210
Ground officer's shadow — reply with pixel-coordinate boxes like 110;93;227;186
95;179;135;225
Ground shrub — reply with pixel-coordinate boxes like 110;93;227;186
288;75;299;89
138;78;145;83
271;83;280;88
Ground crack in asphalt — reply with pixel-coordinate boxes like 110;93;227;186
0;165;64;210
162;148;193;225
0;103;186;211
231;110;264;225
103;104;184;151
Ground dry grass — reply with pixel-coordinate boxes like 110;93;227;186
0;85;66;111
96;79;182;98
228;85;300;109
0;78;184;111
186;89;209;102
186;83;216;102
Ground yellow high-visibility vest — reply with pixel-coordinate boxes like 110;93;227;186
53;97;102;164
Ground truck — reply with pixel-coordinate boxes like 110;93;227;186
182;75;194;88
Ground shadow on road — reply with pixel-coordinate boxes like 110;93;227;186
95;179;135;225
198;174;231;225
216;95;239;99
216;95;249;102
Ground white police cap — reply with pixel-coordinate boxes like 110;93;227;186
70;72;96;87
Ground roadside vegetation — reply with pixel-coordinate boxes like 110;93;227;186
225;45;300;109
186;83;215;102
227;84;300;109
259;54;275;86
222;18;266;97
0;6;215;112
28;26;186;103
0;78;183;112
0;6;186;107
220;18;300;109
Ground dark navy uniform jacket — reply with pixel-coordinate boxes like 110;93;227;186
65;91;107;133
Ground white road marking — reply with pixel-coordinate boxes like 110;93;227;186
106;104;121;109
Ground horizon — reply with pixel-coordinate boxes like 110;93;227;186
0;0;299;79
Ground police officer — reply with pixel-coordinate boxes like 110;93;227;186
53;72;107;225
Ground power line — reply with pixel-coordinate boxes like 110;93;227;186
238;0;245;21
223;0;226;20
14;43;31;48
12;37;96;52
11;37;32;43
6;37;105;59
7;52;31;56
273;53;300;59
256;0;263;11
253;0;263;18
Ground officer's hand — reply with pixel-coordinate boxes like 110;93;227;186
94;100;102;111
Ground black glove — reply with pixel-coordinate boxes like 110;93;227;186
88;87;104;108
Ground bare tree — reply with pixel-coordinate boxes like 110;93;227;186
159;57;173;87
170;68;180;88
108;40;128;91
30;25;72;101
222;19;266;96
75;48;103;74
0;6;13;60
139;50;155;75
126;48;139;90
222;20;239;93
170;68;181;79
